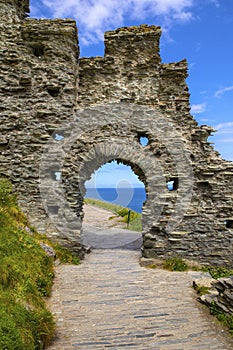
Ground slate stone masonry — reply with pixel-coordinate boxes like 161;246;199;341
0;0;233;265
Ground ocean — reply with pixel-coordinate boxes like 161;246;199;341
85;187;146;213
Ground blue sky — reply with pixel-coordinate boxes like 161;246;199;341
30;0;233;187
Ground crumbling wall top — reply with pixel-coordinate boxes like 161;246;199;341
104;24;162;63
105;24;162;37
0;0;30;18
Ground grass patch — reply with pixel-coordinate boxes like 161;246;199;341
201;266;233;279
84;198;124;214
193;285;210;296
0;177;57;349
146;264;157;269
31;230;80;266
84;197;142;231
210;302;233;335
163;256;188;272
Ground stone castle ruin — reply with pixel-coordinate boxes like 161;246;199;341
1;0;233;266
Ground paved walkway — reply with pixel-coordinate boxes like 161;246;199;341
82;224;142;250
47;239;233;349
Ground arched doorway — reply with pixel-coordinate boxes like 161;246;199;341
70;139;169;255
82;160;147;249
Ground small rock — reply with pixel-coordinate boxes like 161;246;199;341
40;242;56;259
83;245;91;254
193;276;215;289
198;292;218;306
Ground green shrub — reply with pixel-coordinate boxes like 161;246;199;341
202;266;233;279
163;256;188;271
117;208;129;217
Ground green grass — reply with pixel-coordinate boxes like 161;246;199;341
193;285;210;296
84;197;142;231
163;256;188;272
201;266;233;279
193;264;233;336
210;302;233;335
31;230;80;266
0;177;64;349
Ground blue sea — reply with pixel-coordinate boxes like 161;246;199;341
85;187;146;213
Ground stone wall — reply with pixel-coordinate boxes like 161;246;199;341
198;276;233;316
0;0;233;265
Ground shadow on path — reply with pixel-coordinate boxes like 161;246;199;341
82;224;143;250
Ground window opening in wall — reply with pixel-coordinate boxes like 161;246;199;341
32;44;45;58
139;136;149;146
54;134;64;141
167;177;179;191
137;133;149;146
226;220;233;229
83;160;147;249
51;171;61;181
47;87;60;98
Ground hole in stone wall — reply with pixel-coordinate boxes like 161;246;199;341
51;171;61;181
226;220;233;229
137;133;149;146
32;45;45;58
82;160;147;249
47;87;60;98
140;136;149;146
167;177;179;191
190;154;195;161
54;172;61;181
54;133;64;141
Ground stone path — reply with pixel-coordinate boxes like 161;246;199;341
47;232;233;349
82;203;142;250
83;204;126;229
82;224;142;250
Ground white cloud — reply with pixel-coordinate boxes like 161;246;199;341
40;0;194;45
214;85;233;98
212;122;233;161
214;122;233;131
190;103;206;114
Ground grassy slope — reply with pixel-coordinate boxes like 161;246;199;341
0;178;79;349
84;197;142;232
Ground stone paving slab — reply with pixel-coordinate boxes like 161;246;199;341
82;224;142;249
47;248;233;350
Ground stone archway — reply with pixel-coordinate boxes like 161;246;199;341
62;129;188;258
